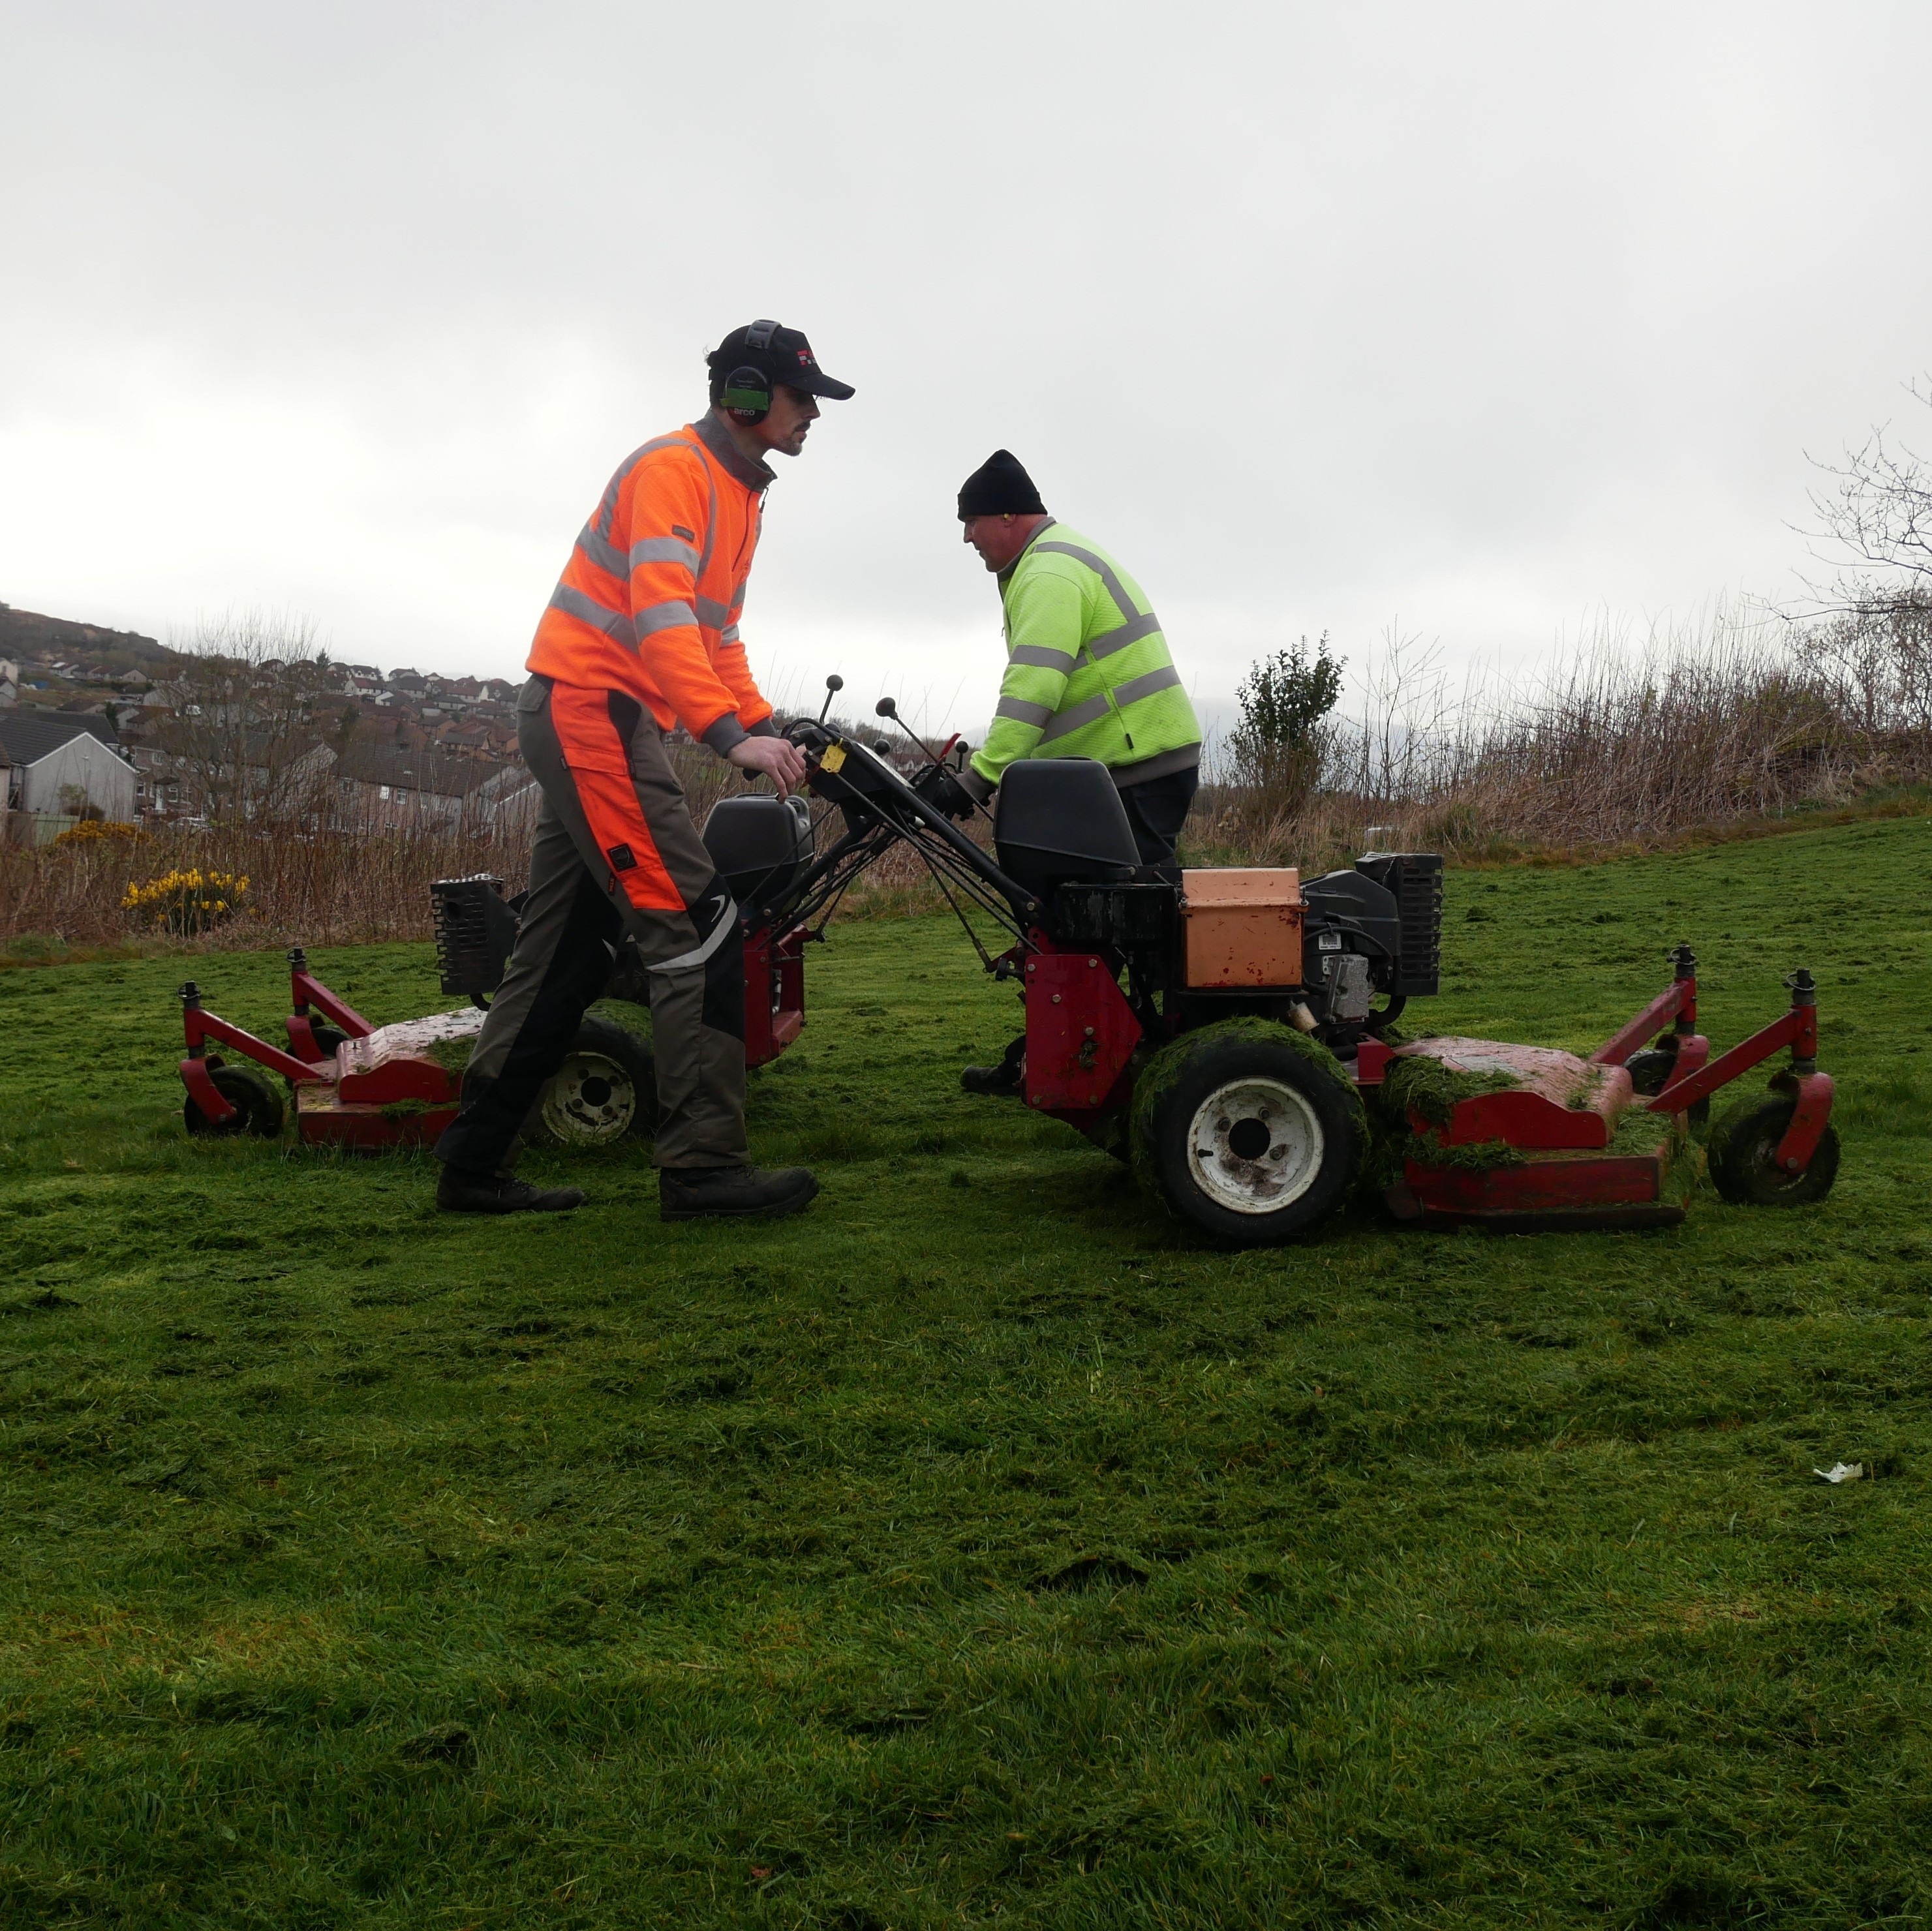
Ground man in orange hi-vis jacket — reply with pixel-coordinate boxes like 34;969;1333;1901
435;320;854;1221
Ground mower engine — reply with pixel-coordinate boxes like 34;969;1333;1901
992;757;1441;1082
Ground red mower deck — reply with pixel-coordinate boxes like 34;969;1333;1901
292;1008;485;1148
1364;948;1833;1231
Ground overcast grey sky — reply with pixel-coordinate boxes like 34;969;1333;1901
3;1;1927;736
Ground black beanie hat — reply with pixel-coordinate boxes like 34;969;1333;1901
957;449;1045;519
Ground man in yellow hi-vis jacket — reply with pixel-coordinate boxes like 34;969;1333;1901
946;451;1203;1097
950;448;1201;865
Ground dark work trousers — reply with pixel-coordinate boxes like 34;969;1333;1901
1118;765;1201;866
435;675;747;1177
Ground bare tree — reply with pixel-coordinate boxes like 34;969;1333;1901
1805;376;1932;601
149;612;339;823
1793;381;1932;745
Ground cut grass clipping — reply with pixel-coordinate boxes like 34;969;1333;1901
1;812;1929;1926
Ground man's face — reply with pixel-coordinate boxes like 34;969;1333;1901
754;384;821;457
962;514;1032;573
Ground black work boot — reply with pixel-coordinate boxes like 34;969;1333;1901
437;1166;586;1215
960;1033;1026;1097
659;1164;818;1222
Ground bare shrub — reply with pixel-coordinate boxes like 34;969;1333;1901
1189;606;1931;868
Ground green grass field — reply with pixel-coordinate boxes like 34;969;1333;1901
3;815;1930;1928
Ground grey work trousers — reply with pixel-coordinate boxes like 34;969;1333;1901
434;675;747;1176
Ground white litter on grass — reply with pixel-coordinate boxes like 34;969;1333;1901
1814;1462;1866;1483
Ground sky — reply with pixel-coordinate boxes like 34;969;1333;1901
3;0;1929;741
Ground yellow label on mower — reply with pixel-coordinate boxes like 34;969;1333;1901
820;744;847;774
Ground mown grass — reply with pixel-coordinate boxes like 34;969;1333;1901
2;813;1930;1928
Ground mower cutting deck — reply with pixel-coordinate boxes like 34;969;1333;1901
177;948;649;1151
1366;949;1836;1230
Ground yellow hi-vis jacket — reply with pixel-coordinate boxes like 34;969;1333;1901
972;521;1201;789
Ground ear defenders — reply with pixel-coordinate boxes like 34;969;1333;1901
720;318;781;425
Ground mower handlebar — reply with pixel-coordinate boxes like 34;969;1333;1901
777;717;1037;924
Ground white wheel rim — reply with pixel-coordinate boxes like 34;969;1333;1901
541;1050;637;1144
1186;1076;1325;1216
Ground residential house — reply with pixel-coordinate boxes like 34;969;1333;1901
472;763;542;838
0;712;136;829
331;742;501;832
432;718;498;757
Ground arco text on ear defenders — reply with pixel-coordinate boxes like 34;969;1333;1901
720;319;781;425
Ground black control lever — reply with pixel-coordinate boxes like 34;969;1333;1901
874;695;942;779
818;673;844;724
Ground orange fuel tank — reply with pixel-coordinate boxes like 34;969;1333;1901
1180;868;1304;988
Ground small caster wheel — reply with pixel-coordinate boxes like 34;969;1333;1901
184;1065;285;1139
1707;1091;1839;1206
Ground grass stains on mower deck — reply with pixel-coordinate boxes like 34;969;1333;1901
169;675;1844;1242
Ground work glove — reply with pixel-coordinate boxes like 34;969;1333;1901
915;765;981;821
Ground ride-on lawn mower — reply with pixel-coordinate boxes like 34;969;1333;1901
175;675;1839;1245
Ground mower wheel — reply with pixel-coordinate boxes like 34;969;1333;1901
1625;1047;1710;1132
309;1024;351;1059
1131;1025;1362;1245
1707;1090;1840;1207
536;1018;658;1147
183;1064;285;1140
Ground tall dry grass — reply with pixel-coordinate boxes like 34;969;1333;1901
0;821;525;954
0;744;744;956
9;603;1928;956
1192;602;1932;869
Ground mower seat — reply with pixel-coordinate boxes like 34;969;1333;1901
994;758;1140;898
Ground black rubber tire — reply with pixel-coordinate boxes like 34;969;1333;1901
310;1023;351;1059
1129;1024;1362;1247
534;1017;659;1146
183;1063;285;1139
1625;1046;1710;1133
1707;1090;1840;1207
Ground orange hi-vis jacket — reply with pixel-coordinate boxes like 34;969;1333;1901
527;410;777;754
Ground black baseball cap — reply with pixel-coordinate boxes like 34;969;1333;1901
707;320;855;401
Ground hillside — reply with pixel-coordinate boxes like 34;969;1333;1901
0;602;181;678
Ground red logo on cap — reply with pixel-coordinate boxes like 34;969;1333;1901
797;349;814;365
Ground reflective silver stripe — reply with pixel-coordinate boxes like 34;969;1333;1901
694;449;720;579
548;584;633;643
694;596;731;628
649;890;739;974
576;525;629;581
1008;643;1075;671
994;695;1055;728
1084;611;1163;659
633;599;698;638
1039;692;1113;742
1111;663;1184;708
596;433;691;540
628;536;700;571
720;624;741;645
1034;540;1142;625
